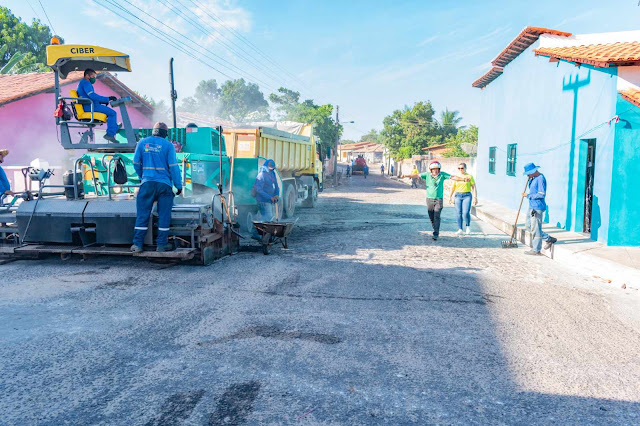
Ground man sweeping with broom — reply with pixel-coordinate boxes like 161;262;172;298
522;163;557;255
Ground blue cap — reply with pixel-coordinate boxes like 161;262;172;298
523;162;540;176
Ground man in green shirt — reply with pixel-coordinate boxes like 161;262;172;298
402;161;468;240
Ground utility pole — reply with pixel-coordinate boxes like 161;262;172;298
333;105;339;187
169;58;178;129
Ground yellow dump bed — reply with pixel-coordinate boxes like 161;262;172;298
224;126;317;175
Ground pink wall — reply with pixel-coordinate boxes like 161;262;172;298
0;79;153;173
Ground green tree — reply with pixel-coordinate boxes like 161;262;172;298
359;128;379;143
440;108;464;137
219;78;269;121
340;139;355;145
194;79;221;114
443;125;478;158
178;96;198;112
0;6;56;73
380;101;438;159
269;87;341;156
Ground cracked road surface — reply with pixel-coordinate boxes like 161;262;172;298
1;171;639;424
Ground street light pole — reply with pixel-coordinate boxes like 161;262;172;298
333;105;339;187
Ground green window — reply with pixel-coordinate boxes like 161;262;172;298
506;143;517;176
489;147;496;174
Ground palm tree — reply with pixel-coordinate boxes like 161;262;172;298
440;108;464;135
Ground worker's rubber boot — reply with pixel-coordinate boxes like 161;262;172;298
130;244;143;253
103;134;118;143
156;243;175;252
544;237;558;250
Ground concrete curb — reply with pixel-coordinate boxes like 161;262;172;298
472;205;640;286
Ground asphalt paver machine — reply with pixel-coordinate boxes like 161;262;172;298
0;42;239;264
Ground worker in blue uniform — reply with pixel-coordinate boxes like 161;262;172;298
252;159;279;239
0;149;12;203
130;122;183;253
76;69;119;143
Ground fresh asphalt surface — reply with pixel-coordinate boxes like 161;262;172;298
1;170;639;425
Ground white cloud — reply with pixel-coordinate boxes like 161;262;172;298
417;35;439;47
554;10;597;28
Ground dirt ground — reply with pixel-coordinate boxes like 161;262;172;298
1;169;639;425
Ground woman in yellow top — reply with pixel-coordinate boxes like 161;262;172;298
449;162;477;235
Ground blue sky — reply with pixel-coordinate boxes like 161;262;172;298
5;0;640;139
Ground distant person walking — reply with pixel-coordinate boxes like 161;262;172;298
380;164;385;174
402;161;467;240
410;165;420;188
363;164;369;179
523;163;557;255
346;164;351;177
449;162;477;235
390;164;394;176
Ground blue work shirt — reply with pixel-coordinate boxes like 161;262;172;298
0;166;10;194
77;78;109;108
527;174;547;211
255;161;279;203
133;136;182;190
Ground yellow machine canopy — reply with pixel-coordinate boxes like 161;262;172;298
46;44;131;78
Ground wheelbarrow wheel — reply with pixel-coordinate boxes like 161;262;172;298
262;233;272;255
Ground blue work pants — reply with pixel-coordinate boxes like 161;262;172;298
455;192;472;229
526;207;550;252
133;181;174;247
252;201;275;238
92;103;118;136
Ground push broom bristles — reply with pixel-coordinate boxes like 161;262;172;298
501;239;518;248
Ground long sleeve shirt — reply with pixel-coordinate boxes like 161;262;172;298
527;174;547;211
0;166;10;194
133;136;182;190
76;78;109;108
254;167;280;203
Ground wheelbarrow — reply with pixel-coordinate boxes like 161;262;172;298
252;201;296;255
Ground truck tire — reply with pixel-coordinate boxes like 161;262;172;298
302;180;318;208
283;183;296;218
238;207;256;233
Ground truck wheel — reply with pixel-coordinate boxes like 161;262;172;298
238;208;256;233
302;180;318;208
283;184;296;218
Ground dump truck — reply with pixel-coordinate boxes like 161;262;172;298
352;155;367;174
224;124;323;223
0;41;247;264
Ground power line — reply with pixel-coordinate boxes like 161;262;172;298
37;0;57;35
172;0;287;87
111;0;278;92
188;0;314;93
92;0;236;81
25;0;43;22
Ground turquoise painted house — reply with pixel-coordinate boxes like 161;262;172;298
473;27;640;246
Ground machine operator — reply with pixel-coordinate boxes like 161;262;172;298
130;122;183;253
76;69;119;143
0;149;12;202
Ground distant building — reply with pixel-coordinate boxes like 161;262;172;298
421;143;450;158
338;141;384;163
473;27;640;246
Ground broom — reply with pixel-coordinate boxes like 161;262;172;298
501;178;531;248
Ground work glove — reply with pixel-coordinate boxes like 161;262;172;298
108;96;118;102
175;188;182;196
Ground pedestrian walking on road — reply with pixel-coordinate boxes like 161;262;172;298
523;163;557;255
380;164;384;174
346;164;351;177
449;163;477;235
390;164;394;176
363;164;369;179
410;165;420;188
403;161;468;240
